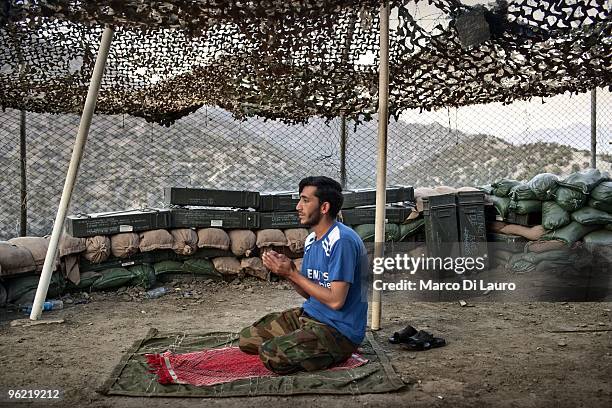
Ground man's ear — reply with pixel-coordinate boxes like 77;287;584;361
320;201;331;215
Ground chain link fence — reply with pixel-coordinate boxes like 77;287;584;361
0;88;610;240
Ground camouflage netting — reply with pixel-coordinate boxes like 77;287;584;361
0;0;610;125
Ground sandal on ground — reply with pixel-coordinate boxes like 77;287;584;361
401;330;446;351
388;325;418;344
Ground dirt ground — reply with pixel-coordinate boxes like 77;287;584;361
0;274;610;408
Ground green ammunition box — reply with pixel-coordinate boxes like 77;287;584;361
339;206;412;225
422;194;460;262
258;212;303;229
170;208;259;229
456;191;488;269
505;211;542;226
164;187;260;208
342;186;414;209
259;191;301;212
65;208;172;237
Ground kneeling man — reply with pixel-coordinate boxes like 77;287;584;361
239;176;369;374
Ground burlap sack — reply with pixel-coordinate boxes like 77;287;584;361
284;228;309;254
83;236;111;263
457;186;480;192
241;257;269;280
487;221;508;233
0;242;36;276
212;256;242;276
228;230;256;257
434;185;458;195
110;233;140;258
171;229;198;255
59;234;86;257
62;254;81;284
499;224;545;241
525;240;568;253
8;236;60;272
139;229;174;252
256;229;288;248
197;228;230;250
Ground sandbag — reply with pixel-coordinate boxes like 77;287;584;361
59;234;87;257
542;201;571;230
110;233;140;258
526;173;559;200
524;240;567;253
487;221;508;233
228;230;256;256
153;260;184;276
182;258;223;279
509;184;538;201
353;224;400;242
256;229;288;248
607;224;612;231
170;229;198;256
434;186;457;195
0;242;36;276
6;272;65;303
499;224;545;241
588;199;612;214
399;219;425;241
67;271;101;290
91;268;134;291
457;186;480;192
582;230;612;247
284;228;309;254
487;195;511;217
8;236;59;272
571;207;612;225
139;229;174;252
492;179;520;197
241;257;269;280
554;186;586;212
541;221;600;245
83;236;111;264
590;181;612;203
212;257;242;276
129;264;157;289
508;200;541;215
197;228;230;250
62;254;80;285
558;168;609;194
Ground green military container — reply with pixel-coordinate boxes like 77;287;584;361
79;252;151;273
340;206;412;225
259;191;301;212
505;210;542;226
342;186;414;209
422;194;460;262
259;212;303;228
171;208;259;229
164;187;260;208
65;208;172;237
456;191;489;270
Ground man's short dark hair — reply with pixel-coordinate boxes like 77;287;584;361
298;176;344;218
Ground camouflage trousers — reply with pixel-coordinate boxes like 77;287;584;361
239;307;357;374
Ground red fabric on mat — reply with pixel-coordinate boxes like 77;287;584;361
146;346;368;387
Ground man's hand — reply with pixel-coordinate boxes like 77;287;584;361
262;249;296;278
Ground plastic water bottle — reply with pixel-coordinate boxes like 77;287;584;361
21;299;64;314
145;287;169;299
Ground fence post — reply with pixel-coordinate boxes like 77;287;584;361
591;88;596;169
340;114;347;189
20;109;27;236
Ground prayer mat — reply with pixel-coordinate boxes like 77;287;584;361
100;329;405;397
146;346;368;386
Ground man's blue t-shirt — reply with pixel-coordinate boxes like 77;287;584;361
300;222;369;345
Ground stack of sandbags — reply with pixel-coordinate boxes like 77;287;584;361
485;169;612;272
